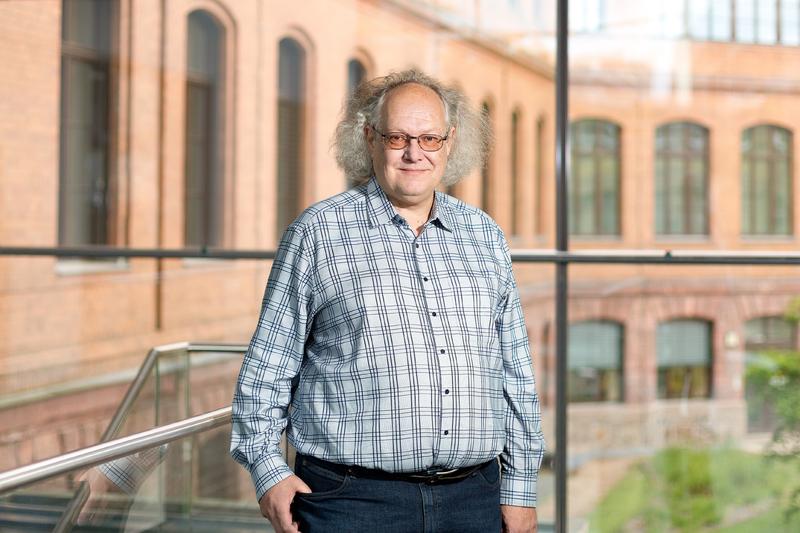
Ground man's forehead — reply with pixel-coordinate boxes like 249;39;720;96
382;83;447;122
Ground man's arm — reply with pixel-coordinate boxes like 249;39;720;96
230;223;317;501
495;236;546;513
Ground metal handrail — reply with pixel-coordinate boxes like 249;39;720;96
51;342;246;531
0;407;231;494
101;342;246;441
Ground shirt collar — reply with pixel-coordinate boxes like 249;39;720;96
366;177;454;232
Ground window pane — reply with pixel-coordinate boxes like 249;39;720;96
736;0;756;42
62;0;112;52
277;38;306;236
657;320;712;367
782;0;800;44
347;58;366;95
757;0;777;43
711;0;733;40
185;11;224;247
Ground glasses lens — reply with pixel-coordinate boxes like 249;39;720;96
418;134;443;151
384;133;408;149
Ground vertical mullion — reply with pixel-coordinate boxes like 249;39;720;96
555;1;569;531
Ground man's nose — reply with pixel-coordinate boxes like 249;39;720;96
402;138;424;160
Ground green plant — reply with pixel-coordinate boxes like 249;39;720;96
744;298;800;521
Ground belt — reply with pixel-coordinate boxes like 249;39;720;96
299;454;494;486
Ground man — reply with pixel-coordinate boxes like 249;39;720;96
231;69;545;533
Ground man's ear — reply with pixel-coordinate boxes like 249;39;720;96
445;126;456;156
365;124;375;149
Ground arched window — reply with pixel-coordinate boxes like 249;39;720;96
656;319;712;399
276;38;306;237
569;119;621;236
59;0;117;246
568;320;624;402
741;125;793;236
511;109;521;236
744;316;797;431
481;101;493;214
534;115;545;236
655;122;709;236
185;10;224;247
347;58;366;95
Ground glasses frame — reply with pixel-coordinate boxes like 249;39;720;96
371;125;449;152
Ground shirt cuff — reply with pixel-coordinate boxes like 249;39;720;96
250;452;294;501
500;473;538;508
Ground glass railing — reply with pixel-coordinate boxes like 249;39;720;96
0;408;267;532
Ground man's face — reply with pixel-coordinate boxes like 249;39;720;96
367;83;453;207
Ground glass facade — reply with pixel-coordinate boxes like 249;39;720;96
3;1;800;531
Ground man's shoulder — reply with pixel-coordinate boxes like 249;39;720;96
290;185;367;230
438;193;503;235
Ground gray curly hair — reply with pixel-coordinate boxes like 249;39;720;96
333;69;492;187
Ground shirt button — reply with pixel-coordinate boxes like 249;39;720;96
415;244;420;249
444;389;450;394
443;430;449;436
431;312;437;317
439;349;445;354
423;277;429;282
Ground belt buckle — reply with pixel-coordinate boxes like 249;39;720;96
423;467;461;484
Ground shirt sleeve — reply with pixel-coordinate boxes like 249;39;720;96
495;236;546;507
229;223;317;502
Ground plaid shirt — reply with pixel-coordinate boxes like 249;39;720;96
230;178;545;507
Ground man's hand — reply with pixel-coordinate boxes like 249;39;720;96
76;468;124;525
258;475;312;533
501;505;538;533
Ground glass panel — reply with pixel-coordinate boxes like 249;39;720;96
568;265;800;530
62;0;112;53
0;423;262;532
347;58;366;94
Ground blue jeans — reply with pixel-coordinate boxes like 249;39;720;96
291;454;501;533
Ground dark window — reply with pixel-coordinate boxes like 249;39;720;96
58;0;116;246
569;119;620;236
568;321;624;402
347;58;366;95
277;38;306;237
535;116;545;236
657;319;712;399
511;110;521;236
481;102;493;215
185;10;224;247
655;122;709;236
741;125;793;236
744;316;797;431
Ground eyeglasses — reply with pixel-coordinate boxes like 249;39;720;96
371;125;449;152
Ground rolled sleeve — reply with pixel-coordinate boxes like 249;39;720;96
495;237;546;508
229;224;317;501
